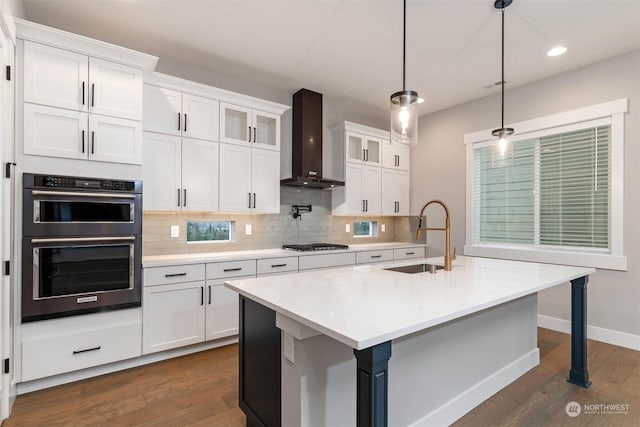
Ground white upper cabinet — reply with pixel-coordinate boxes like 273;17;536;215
220;103;280;150
23;41;88;111
382;141;410;171
218;144;279;214
88;114;142;164
23;103;141;164
346;132;381;166
23;103;88;160
142;132;219;212
182;93;219;141
143;86;181;136
382;169;409;216
23;41;143;121
88;57;143;121
143;84;219;142
333;163;381;216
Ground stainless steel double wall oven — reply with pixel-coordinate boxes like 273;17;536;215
22;173;143;322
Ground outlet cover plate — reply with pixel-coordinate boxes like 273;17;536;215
170;225;179;238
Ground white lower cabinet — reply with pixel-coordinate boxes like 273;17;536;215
21;309;142;381
143;261;255;354
205;281;240;341
356;249;393;264
142;281;206;354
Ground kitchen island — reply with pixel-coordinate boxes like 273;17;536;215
225;256;594;426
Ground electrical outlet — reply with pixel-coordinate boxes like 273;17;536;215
245;224;252;235
284;333;295;363
170;225;179;238
345;223;351;233
381;224;386;232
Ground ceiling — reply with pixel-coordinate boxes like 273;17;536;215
21;0;640;123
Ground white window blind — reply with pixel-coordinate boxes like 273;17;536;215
474;124;610;251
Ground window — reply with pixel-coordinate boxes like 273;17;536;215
465;99;627;270
353;221;378;238
187;221;235;243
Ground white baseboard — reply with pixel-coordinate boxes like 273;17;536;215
17;337;238;395
413;349;540;427
537;315;640;351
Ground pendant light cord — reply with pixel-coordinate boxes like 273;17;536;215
500;6;505;129
402;0;406;91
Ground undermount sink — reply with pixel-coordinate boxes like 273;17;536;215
384;263;445;274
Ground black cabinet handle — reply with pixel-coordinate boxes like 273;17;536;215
200;286;204;306
184;114;188;132
73;346;101;355
82;81;85;105
81;130;85;153
91;83;95;107
223;267;242;272
405;252;415;255
248;192;252;208
252;193;256;209
371;255;382;259
91;131;95;154
208;285;212;305
362;199;365;212
183;189;187;207
271;264;287;268
248;126;252;142
178;112;181;131
362;149;365;161
365;149;369;161
177;189;181;207
365;199;368;212
253;126;257;143
164;272;187;278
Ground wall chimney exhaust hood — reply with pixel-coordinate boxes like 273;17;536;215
280;89;345;189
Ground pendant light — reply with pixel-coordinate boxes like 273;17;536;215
491;0;514;164
390;0;419;147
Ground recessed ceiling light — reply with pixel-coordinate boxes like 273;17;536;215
417;97;425;104
547;46;567;57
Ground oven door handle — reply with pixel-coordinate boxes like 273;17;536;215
31;236;136;244
31;190;137;199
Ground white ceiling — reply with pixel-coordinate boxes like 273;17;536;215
21;0;640;123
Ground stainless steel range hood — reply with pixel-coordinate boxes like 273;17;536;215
280;89;345;189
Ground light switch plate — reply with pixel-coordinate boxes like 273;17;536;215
245;224;252;235
170;225;179;238
381;224;386;232
345;223;351;233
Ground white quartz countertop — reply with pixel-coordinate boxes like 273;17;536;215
142;242;425;267
224;256;595;350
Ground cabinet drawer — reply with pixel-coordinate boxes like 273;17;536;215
393;247;425;260
206;259;256;280
144;264;205;286
22;322;141;381
298;252;356;271
356;249;393;264
257;257;298;276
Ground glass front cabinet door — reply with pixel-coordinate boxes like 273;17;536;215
220;103;280;150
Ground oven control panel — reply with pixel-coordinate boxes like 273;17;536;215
30;174;138;192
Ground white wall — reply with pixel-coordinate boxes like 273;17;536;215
411;50;640;343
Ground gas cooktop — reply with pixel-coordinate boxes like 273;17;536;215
282;243;349;252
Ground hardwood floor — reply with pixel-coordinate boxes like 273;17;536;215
3;328;639;426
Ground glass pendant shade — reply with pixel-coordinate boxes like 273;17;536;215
491;126;514;166
390;90;419;147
